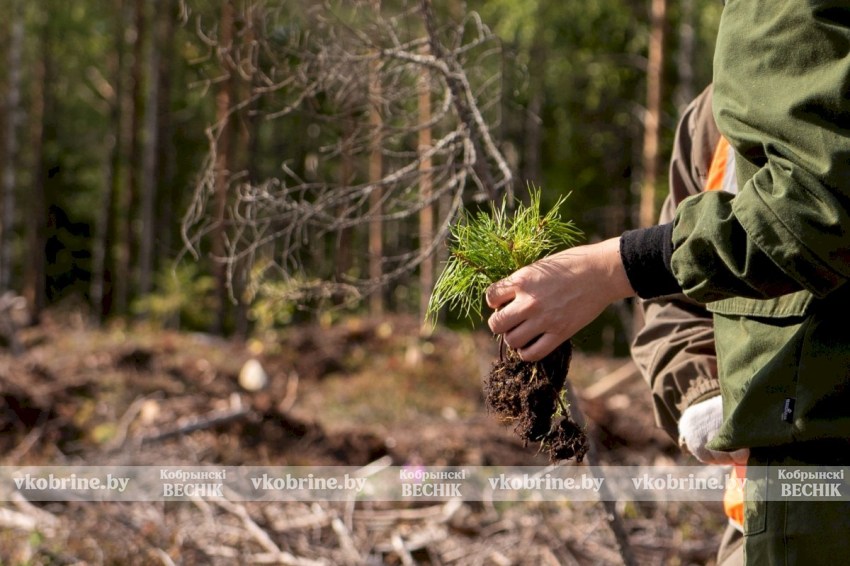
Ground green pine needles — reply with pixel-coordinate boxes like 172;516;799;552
427;188;582;324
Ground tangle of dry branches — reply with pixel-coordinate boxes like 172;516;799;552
181;0;513;313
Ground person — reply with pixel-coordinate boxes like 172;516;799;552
630;83;744;566
485;3;850;563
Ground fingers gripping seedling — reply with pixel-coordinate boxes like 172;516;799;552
427;189;589;463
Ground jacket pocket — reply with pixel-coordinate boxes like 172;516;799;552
744;463;768;536
704;292;815;452
789;299;850;441
705;290;813;318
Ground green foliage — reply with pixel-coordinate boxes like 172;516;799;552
427;187;581;324
132;263;216;330
247;260;362;331
247;279;302;332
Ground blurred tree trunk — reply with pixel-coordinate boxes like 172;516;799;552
368;0;384;317
156;0;176;271
92;0;129;320
138;0;162;302
448;0;462;21
638;0;667;228
24;5;52;323
233;3;259;339
335;117;355;285
418;44;434;329
675;0;695;112
116;0;148;314
212;0;236;334
1;0;24;291
522;2;547;189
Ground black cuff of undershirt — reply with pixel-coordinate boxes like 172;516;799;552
619;223;682;299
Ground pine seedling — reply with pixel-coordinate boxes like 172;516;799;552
426;188;581;324
427;187;588;463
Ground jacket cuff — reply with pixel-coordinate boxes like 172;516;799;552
682;382;722;413
620;223;682;298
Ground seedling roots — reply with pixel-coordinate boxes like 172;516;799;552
483;340;588;463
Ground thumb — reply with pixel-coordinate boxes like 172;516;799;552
486;276;516;310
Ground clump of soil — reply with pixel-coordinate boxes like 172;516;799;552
546;415;589;462
483;340;588;463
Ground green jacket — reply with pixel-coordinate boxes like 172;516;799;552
670;0;850;451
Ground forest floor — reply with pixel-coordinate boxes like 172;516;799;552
0;311;727;565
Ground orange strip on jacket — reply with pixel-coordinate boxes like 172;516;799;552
706;136;731;192
707;134;745;529
723;464;746;530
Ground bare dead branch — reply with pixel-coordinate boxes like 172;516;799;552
140;398;253;445
182;0;513;314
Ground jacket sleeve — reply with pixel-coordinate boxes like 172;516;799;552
631;86;721;441
671;0;850;304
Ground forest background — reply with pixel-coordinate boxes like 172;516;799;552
0;0;721;348
0;1;732;562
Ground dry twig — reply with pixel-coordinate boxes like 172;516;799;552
141;405;253;444
563;386;637;566
214;497;326;566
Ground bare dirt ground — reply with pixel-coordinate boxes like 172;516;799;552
0;312;727;565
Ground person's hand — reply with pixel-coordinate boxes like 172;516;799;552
485;237;635;361
678;395;750;465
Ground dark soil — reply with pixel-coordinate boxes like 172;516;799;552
546;415;589;462
483;340;588;463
